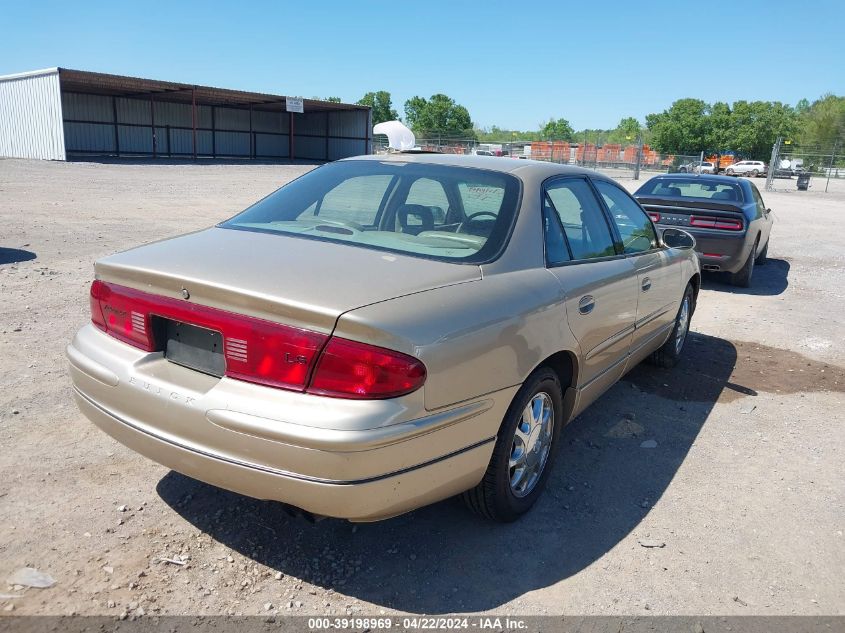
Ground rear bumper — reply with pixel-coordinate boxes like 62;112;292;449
657;225;750;273
68;325;510;521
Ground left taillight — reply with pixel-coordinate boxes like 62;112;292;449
89;279;154;350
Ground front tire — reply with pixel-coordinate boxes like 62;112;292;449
649;283;694;368
727;168;735;176
463;368;563;522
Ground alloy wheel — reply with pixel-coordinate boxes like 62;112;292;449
509;392;554;497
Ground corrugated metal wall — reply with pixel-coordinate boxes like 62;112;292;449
0;70;66;160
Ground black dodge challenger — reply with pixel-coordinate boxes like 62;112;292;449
634;174;774;287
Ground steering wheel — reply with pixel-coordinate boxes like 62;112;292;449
465;211;498;222
458;211;498;234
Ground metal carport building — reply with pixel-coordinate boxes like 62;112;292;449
0;68;372;161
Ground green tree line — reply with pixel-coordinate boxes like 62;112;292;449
354;90;845;157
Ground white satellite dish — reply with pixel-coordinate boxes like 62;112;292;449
373;120;416;151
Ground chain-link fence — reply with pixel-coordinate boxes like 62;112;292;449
765;138;843;193
374;135;710;181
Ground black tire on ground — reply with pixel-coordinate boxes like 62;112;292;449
649;283;694;369
751;169;760;177
755;239;769;265
463;368;563;522
730;238;758;287
727;168;735;176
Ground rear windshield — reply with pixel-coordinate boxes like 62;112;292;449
220;160;521;263
636;178;744;202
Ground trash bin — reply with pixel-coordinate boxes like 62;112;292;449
797;173;811;190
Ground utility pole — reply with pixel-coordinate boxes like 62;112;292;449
634;134;643;180
584;130;588;166
826;140;838;193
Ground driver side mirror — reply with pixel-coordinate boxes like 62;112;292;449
662;227;696;250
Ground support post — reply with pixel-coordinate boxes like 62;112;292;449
289;111;294;162
150;93;156;158
211;106;216;158
325;111;329;162
826;141;838;193
766;137;781;192
248;105;253;159
112;96;120;156
191;88;197;160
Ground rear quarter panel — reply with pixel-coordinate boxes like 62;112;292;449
332;268;578;411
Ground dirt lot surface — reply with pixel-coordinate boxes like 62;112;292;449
1;158;843;618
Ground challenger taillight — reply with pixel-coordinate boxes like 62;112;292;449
647;211;661;223
689;216;743;231
88;280;426;399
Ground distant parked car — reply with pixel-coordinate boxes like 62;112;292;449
693;161;716;174
726;160;767;178
634;174;773;287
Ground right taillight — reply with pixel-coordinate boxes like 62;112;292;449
689;216;743;231
308;337;427;399
647;211;661;223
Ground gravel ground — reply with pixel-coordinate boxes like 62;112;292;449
0;158;842;618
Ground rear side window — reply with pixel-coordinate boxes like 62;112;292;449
544;178;617;263
593;180;657;254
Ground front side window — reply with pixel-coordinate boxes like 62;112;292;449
220;160;520;263
544;178;617;263
593;180;658;254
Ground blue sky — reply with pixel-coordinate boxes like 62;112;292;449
3;1;843;131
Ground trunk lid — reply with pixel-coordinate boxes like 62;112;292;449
95;227;481;333
636;196;746;231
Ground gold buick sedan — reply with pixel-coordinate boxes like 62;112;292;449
68;154;700;522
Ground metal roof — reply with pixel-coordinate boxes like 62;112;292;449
48;68;367;113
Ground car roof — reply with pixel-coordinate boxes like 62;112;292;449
648;173;743;185
343;152;612;182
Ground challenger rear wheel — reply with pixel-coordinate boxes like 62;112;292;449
755;239;769;265
463;368;562;522
731;238;758;287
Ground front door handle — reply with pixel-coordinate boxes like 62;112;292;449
641;277;652;292
578;295;595;314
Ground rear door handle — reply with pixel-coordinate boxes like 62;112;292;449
578;295;595;314
641;277;652;292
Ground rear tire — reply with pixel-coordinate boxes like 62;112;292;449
726;168;735;176
649;283;694;368
755;239;769;265
751;169;760;178
463;368;563;522
730;239;758;287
